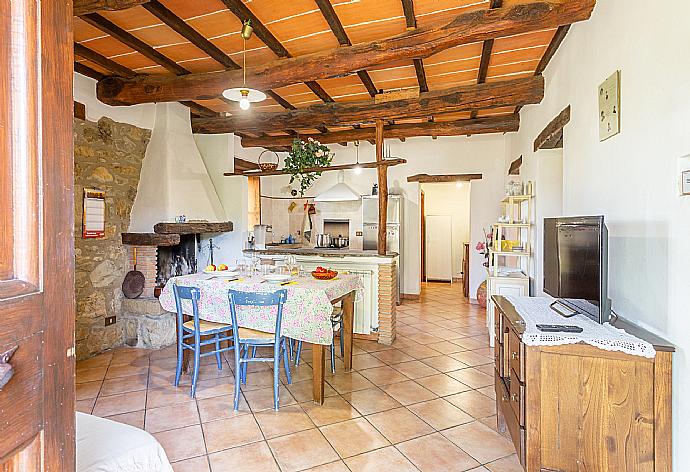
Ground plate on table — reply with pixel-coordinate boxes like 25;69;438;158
262;274;292;284
205;271;239;278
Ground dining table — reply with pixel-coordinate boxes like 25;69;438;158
158;272;363;404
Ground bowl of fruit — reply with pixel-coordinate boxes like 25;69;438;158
311;266;338;280
204;264;237;277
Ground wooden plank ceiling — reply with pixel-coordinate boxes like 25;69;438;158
73;0;584;146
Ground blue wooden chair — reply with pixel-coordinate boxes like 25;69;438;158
294;306;344;374
172;284;234;398
228;289;292;411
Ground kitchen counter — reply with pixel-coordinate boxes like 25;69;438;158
244;247;398;258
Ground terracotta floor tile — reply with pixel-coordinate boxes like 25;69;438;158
254;404;315;439
352;353;386;370
201;415;263;453
445;390;497;419
344;445;418;472
450;351;494;367
475;363;496;376
382;380;437;406
447;368;494;389
197;393;251;422
287;379;338;402
92;390;146;417
268;429;339;472
396;432;480;472
104;410;145;429
76;398;95;414
172;455;210;472
407;398;474;430
325;371;376;394
100;373;148;397
147;386;194;409
320;417;389;458
451;337;488;350
477;385;496;399
105;363;149;380
145;401;200;434
76;366;108;384
208;441;279;472
442;421;515;463
416;373;472;396
153;424;206;463
401;343;441;360
366;407;434;443
76;380;102;400
342;388;402;415
420;356;469;373
302;460;350;471
426;341;466;354
391;360;440;380
371;349;415;365
301;395;361;426
194;376;236;400
244;385;296;411
485;454;523;472
76;352;112;370
110;348;150;366
358;366;409;385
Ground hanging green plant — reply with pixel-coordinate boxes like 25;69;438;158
283;137;334;196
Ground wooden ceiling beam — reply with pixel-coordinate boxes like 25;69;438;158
314;0;379;97
81;13;190;76
400;0;429;93
179;101;221;118
73;0;149;16
407;173;483;183
265;90;296;110
98;0;595;105
305;81;335;103
192;76;541;134
413;59;429;93
219;0;290;58
142;0;240;70
74;43;136;77
237;115;520;147
471;0;502;119
74;62;105;80
229;158;406;177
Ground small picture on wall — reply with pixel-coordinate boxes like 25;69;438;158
682;170;690;196
599;70;621;141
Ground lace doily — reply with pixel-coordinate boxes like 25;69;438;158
504;296;656;359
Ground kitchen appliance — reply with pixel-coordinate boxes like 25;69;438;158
253;224;272;250
362;195;403;301
315;234;331;248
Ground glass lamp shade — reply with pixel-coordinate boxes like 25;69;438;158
222;88;267;106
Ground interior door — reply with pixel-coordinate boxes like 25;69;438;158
0;0;75;469
425;215;453;282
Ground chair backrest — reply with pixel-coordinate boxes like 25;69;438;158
172;284;201;333
228;289;288;343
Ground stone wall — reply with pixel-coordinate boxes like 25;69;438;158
74;117;151;360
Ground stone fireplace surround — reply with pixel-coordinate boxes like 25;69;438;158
120;222;232;349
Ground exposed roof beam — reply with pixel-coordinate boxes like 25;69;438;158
305;81;335;103
401;0;416;28
238;115;520;147
142;0;240;70
471;0;502;119
400;0;429;93
73;0;149;16
314;0;379;97
265;90;296;110
74;62;105;80
192;76;542;134
219;0;290;58
74;43;136;77
81;13;190;75
98;0;595;105
180;101;220;118
413;59;429;93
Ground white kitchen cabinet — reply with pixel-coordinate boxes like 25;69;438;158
486;275;529;346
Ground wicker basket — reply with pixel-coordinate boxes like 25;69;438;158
312;270;338;280
258;150;279;171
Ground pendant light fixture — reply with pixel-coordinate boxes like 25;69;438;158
353;140;363;174
222;20;266;110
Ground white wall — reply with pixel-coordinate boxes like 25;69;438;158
251;134;507;297
421;182;471;279
506;1;690;465
73;73;156;129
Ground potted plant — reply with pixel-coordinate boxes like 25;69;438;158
283;137;334;196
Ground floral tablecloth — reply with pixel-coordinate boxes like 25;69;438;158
159;274;363;345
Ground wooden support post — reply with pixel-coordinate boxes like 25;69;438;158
376;120;388;255
342;292;355;372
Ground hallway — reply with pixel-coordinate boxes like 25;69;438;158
76;283;521;471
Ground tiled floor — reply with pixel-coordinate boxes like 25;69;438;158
76;283;522;472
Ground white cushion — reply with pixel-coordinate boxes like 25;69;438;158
77;412;173;472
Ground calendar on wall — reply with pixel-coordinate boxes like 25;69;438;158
599;70;621;141
82;188;105;238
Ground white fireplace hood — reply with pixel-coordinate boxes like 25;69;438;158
129;102;226;232
314;170;361;202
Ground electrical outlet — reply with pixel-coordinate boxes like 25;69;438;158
356;231;363;237
105;316;117;326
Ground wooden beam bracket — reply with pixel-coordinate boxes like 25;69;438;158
534;105;570;151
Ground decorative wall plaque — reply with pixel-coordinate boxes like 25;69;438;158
82;188;105;238
599;70;621;141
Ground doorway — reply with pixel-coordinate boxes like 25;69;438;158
420;182;471;284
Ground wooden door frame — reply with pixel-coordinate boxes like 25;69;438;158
420;189;426;282
1;0;75;468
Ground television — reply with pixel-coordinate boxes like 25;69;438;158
543;216;611;324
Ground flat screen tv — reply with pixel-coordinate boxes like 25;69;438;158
543;216;611;324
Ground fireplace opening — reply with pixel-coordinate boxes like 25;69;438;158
156;234;198;286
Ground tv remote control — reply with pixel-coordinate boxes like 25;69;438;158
536;324;583;333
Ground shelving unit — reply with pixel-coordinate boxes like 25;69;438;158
486;190;534;346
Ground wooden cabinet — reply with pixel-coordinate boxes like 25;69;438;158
486;275;529;347
493;295;674;472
